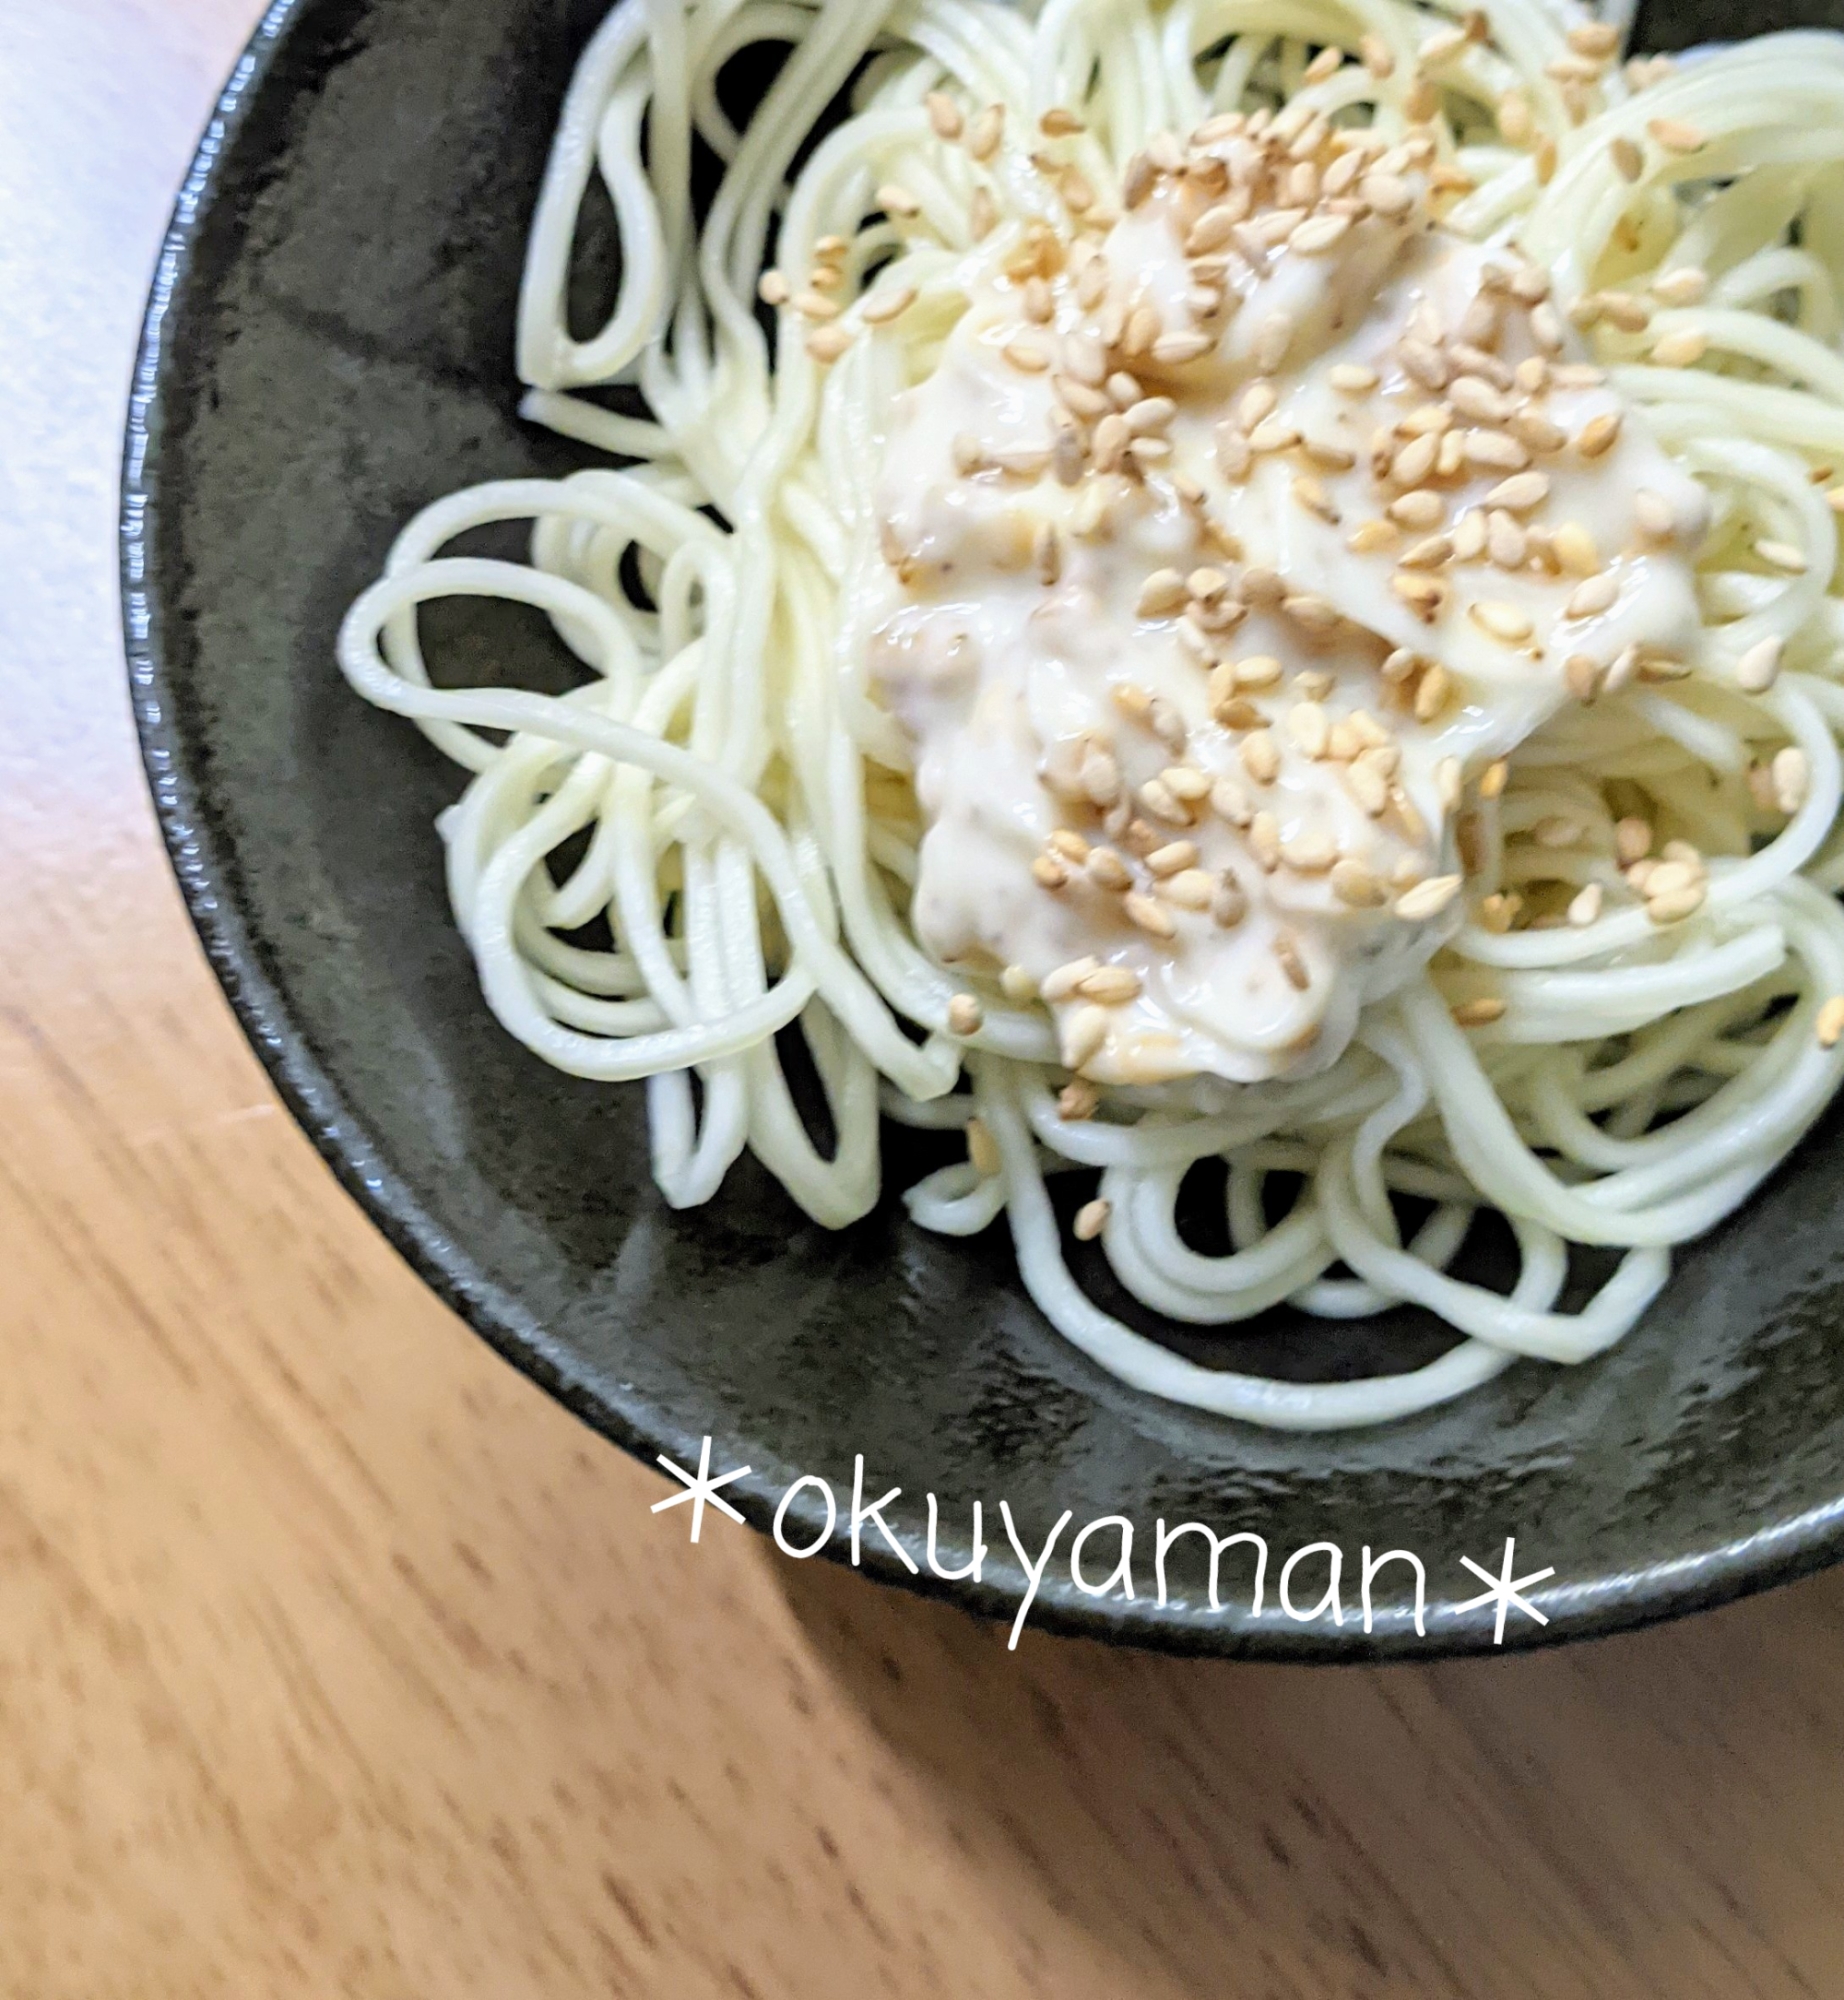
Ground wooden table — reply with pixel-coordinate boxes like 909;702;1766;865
7;4;1843;1993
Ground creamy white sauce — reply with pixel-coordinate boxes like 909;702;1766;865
862;130;1706;1086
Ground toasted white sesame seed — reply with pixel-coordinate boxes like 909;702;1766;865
1651;266;1710;306
948;992;984;1035
1062;1004;1109;1069
806;325;852;363
1733;635;1783;694
1452;996;1507;1027
1553;522;1600;576
1610;135;1643;181
1330;362;1380;395
1577;411;1623;460
1648;116;1705;154
1756;539;1809;575
1774;745;1811;814
1819;996;1844;1049
926;91;964;140
1469;599;1535;644
1396;873;1462;920
1073;1196;1111;1241
1652;326;1708;367
1076;964;1144;1004
1124;890;1177;938
1486;471;1550;513
1565;572;1619;619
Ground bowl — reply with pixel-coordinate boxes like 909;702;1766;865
125;0;1844;1657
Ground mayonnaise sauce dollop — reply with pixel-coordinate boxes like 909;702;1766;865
864;104;1705;1085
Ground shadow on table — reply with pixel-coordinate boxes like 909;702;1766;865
770;1549;1844;1998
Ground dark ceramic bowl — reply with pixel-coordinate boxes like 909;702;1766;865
126;0;1844;1658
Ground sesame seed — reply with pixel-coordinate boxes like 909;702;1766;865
1073;1197;1111;1241
1392;433;1440;486
1042;957;1103;1004
1565;654;1602;702
1160;868;1216;910
1552;523;1600;576
967;102;1005;162
1565;572;1619;619
794;288;840;320
1487;510;1527;570
1602;644;1640;695
1076;964;1144;1004
1137;568;1189;617
1249;416;1303;453
1274;935;1310;990
1330;362;1380;395
1453;508;1489;561
948;992;984;1035
1448;375;1510;425
1145;840;1199;878
969;186;998;240
1774;745;1811;814
1330;859;1388;907
1040;105;1085;137
1613;817;1652;865
1348;518;1400;554
1413;660;1454;720
1253;312;1296;372
1469;599;1533;645
1451;996;1506;1026
1361;171;1415;219
1569;20;1621;55
1735;636;1783;693
1079;745;1123;806
1057;1077;1099;1121
1651;266;1710;306
1032;852;1070;890
1647;884;1706;925
925;92;963;141
1463;430;1530;472
1002;333;1051;373
1085;845;1133;890
758;269;791;305
1610;135;1644;181
1293;475;1339;523
1485;471;1550;513
1652;326;1709;368
1647;116;1706;154
1389;490;1446;530
1124;891;1177;939
1162;765;1211;803
1400;532;1454;569
1532;816;1583;849
1396;873;1462;920
1820;996;1844;1048
1577;411;1623;460
1479;758;1509;800
1392;572;1449;621
806;325;852;363
1062;1004;1110;1069
1290;212;1352;256
1756;540;1809;575
1047;829;1090;865
1153;329;1213;365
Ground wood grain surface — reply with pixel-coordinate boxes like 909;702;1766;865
5;3;1844;1994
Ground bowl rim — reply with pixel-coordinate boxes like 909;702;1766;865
121;0;1844;1662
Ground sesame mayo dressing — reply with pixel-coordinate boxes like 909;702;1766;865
864;110;1707;1086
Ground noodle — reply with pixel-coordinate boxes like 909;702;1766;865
337;0;1844;1429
